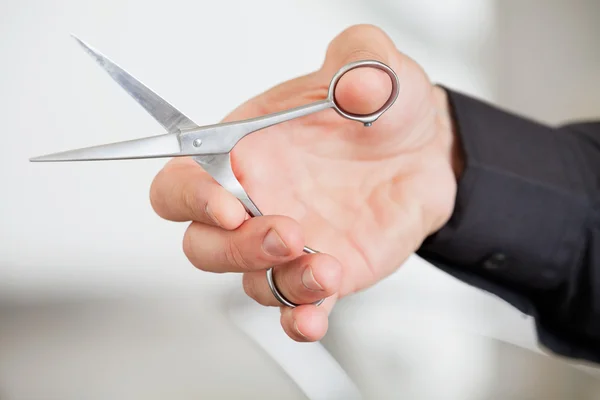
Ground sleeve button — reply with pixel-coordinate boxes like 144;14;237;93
483;253;507;270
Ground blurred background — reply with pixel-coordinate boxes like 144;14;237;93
1;0;599;398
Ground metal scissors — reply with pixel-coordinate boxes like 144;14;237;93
30;36;400;308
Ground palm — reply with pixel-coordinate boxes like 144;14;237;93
152;25;459;341
229;71;455;297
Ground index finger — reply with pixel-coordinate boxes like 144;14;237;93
150;158;247;229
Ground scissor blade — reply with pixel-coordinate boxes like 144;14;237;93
29;134;183;162
71;34;199;134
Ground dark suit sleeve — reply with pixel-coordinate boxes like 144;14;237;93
416;87;600;363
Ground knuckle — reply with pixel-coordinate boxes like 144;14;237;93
343;23;386;38
273;266;303;304
242;274;257;299
328;24;388;53
182;222;219;273
242;274;270;306
329;24;376;47
343;48;381;65
279;274;299;301
182;223;199;268
324;24;400;74
181;180;202;222
225;236;252;271
149;169;167;217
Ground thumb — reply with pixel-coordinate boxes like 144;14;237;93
321;24;400;117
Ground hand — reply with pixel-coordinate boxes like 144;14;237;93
149;24;462;341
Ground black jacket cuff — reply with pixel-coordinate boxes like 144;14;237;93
416;88;600;363
419;88;587;291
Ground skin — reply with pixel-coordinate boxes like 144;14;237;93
149;24;463;342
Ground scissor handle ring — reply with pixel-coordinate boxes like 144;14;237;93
327;59;400;126
267;267;325;308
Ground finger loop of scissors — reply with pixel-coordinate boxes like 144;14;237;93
327;59;400;126
267;266;325;309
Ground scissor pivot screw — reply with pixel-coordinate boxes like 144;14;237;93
364;122;372;127
193;139;202;147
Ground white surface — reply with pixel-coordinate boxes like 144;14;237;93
324;256;600;399
2;0;600;399
0;290;309;400
228;292;362;400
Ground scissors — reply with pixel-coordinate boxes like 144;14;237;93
30;36;400;308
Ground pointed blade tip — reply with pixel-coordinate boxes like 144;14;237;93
73;37;90;51
29;154;66;162
69;33;84;46
66;33;200;134
69;34;100;58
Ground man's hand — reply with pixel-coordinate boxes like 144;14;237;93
149;24;461;341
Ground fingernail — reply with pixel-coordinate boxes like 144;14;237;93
204;203;220;226
293;320;308;340
302;266;323;291
263;229;290;257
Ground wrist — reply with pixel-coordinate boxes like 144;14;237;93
433;85;464;182
421;85;465;236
